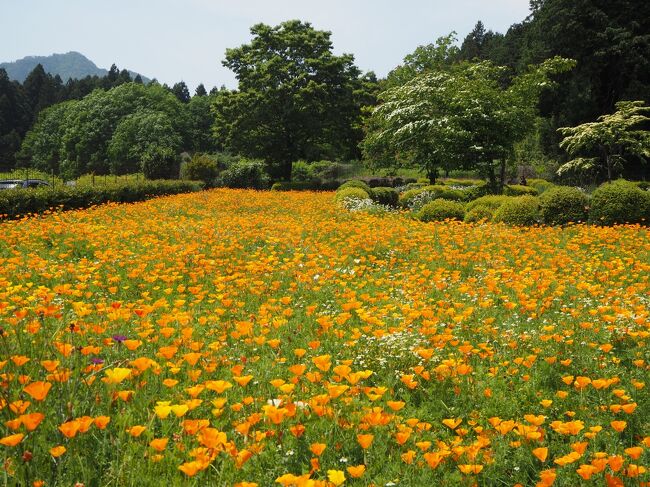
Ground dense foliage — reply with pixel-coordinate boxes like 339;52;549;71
417;198;466;221
588;179;650;225
0;179;203;218
539;186;589;225
19;83;191;179
363;58;574;189
212;21;377;181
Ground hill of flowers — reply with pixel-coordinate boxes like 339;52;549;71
0;189;648;486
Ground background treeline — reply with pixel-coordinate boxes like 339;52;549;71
0;63;216;172
1;0;648;184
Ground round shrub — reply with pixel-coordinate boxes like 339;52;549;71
311;161;345;181
338;179;371;193
465;195;510;212
399;187;428;208
181;154;218;186
271;181;320;191
141;147;180;180
540;186;588;225
220;159;270;189
443;178;483;187
464;206;495;223
370;187;399;207
504;184;539;196
334;187;370;205
493;196;541;226
399;185;464;209
417;199;465;222
589;180;650;225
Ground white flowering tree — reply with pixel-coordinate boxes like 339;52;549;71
363;57;574;190
558;101;650;182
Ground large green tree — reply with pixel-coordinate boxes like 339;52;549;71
107;109;182;175
363;57;574;189
212;20;373;180
21;83;190;179
18;100;77;174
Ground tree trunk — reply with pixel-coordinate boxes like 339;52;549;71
427;167;437;185
487;165;497;194
603;147;611;182
499;158;506;194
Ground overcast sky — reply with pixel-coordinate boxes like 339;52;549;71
1;0;531;91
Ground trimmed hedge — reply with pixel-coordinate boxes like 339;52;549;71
338;179;372;193
370;187;399;207
417;199;465;222
540;186;588;225
271;181;342;191
0;180;204;219
464;206;495;223
493;196;541;226
504;184;539;196
399;185;465;209
334;187;370;205
589;180;650;225
465;195;510;212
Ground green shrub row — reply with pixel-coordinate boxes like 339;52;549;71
334;178;648;227
271;181;341;191
0;180;204;219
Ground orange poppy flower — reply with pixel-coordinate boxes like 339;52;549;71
49;445;66;457
23;381;52;401
0;433;24;447
149;438;169;452
357;434;374;449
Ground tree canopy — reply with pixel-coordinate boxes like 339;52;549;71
212;20;376;180
363;57;575;188
21;83;191;179
558;101;650;181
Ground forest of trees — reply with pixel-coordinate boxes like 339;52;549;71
1;0;648;182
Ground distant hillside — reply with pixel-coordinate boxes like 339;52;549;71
0;51;149;83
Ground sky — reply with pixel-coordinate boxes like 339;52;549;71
0;0;531;91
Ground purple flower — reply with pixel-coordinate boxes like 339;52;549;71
91;357;104;365
112;334;127;343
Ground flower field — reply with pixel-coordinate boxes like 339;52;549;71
0;189;648;486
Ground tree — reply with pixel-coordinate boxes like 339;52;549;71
385;34;460;88
363;57;575;189
187;95;218;152
21;82;190;178
107;109;182;175
194;84;207;97
557;101;650;182
19;101;76;174
172;81;191;103
459;21;487;60
0;68;32;168
212;20;367;180
22;64;59;115
521;0;650;163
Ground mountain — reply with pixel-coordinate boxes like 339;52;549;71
0;51;149;83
